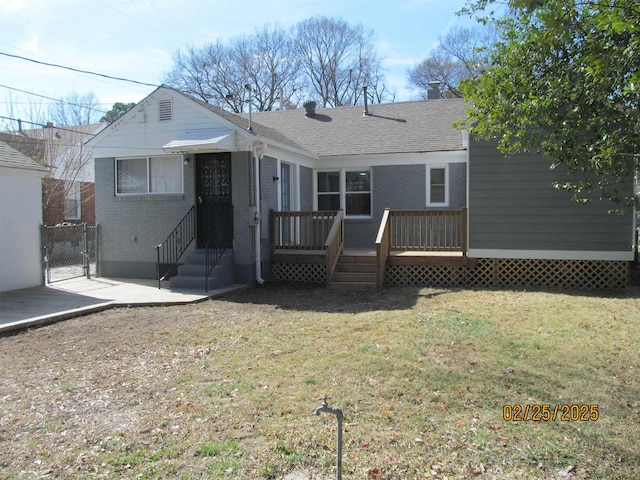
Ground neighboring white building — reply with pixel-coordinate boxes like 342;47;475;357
0;141;48;292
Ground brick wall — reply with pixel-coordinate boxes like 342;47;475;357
42;178;96;226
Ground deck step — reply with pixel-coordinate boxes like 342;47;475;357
332;271;376;283
330;253;377;287
335;262;376;273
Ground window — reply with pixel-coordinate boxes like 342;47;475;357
427;165;447;206
64;181;81;220
280;163;291;211
316;169;372;217
345;170;371;216
317;171;340;210
116;155;183;195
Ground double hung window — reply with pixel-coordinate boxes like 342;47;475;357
427;165;448;206
317;171;341;210
316;169;371;217
345;170;371;216
64;181;81;220
116;155;183;195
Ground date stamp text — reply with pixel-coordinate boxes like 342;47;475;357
503;404;599;422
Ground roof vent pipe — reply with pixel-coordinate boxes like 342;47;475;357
303;100;316;117
427;81;442;100
245;84;253;131
363;86;370;116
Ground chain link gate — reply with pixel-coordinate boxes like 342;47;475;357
41;224;99;283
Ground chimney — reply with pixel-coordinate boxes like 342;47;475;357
427;81;441;100
303;100;316;117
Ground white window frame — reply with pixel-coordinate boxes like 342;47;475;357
115;155;184;195
314;167;373;219
426;164;449;207
277;161;299;211
64;181;81;220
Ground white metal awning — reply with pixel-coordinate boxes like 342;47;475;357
162;129;235;153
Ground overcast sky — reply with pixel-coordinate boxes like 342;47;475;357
0;0;472;124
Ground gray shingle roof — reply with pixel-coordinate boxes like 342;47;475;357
0;141;48;172
246;98;469;156
169;86;469;157
172;89;309;153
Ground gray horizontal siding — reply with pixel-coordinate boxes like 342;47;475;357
300;166;313;211
468;139;634;253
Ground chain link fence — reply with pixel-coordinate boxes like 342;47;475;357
41;224;99;283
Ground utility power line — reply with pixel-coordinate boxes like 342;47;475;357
0;51;159;88
0;84;108;114
0;115;99;136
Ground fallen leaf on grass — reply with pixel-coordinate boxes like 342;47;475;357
468;462;486;475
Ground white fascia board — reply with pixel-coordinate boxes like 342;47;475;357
468;249;634;262
317;150;467;169
260;143;317;168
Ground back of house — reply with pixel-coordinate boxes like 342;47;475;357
87;86;635;290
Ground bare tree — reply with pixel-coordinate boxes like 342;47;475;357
164;42;240;110
229;26;301;111
293;16;389;107
164;26;300;113
0;90;103;224
48;91;103;126
408;26;493;98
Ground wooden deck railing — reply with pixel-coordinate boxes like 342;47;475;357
375;208;392;290
375;208;467;289
324;210;344;285
388;208;467;253
270;209;344;284
270;210;342;252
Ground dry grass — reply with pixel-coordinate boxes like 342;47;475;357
1;284;639;479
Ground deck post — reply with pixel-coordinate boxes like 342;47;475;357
375;208;391;290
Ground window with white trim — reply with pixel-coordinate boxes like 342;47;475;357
316;169;372;217
427;165;448;206
317;171;340;210
116;155;183;195
345;170;371;216
64;181;81;220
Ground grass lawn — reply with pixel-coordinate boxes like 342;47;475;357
0;284;639;479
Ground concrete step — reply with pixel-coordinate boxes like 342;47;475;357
170;250;235;291
183;249;233;266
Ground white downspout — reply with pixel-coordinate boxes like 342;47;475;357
253;143;265;285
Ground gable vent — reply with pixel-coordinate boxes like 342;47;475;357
159;99;172;121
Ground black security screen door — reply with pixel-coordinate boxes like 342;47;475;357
196;152;233;249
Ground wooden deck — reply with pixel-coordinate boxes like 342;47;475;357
270;209;471;288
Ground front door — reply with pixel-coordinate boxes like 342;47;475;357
196;153;233;249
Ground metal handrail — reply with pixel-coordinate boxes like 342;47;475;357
155;205;196;289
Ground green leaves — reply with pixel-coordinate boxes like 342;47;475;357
460;0;640;209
